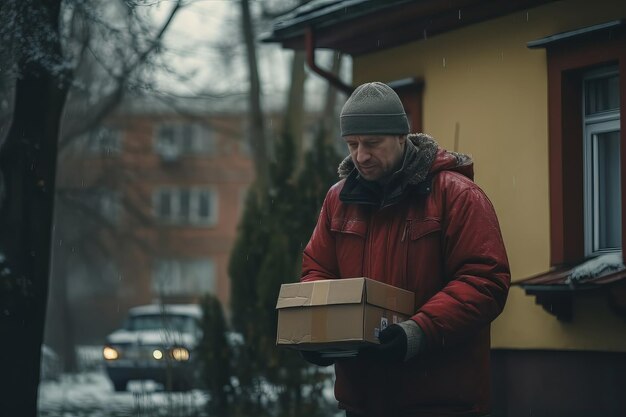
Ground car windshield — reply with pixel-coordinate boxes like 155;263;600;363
126;314;197;333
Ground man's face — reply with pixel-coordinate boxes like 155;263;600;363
344;135;406;182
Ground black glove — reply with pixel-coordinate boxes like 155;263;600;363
299;350;334;367
359;324;407;363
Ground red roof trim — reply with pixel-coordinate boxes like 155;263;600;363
516;264;626;287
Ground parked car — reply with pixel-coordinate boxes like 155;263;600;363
102;304;202;392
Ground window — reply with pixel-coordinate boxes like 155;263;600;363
518;24;626;319
152;259;216;296
528;21;626;265
153;187;217;226
154;123;214;160
583;67;621;255
82;127;121;155
82;188;120;223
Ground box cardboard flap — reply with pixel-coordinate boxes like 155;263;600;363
276;278;366;309
364;278;415;316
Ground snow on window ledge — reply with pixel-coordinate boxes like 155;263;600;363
567;252;624;285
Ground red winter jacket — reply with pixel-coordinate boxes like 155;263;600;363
301;134;510;417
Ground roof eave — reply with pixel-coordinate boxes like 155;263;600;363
263;0;411;44
265;0;559;55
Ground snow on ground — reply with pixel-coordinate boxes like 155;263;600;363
38;346;340;417
38;370;209;417
38;368;340;417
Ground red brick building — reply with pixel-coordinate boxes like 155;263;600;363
46;97;255;350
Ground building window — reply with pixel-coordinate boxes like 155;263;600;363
81;127;121;155
152;259;215;296
517;23;626;318
583;67;621;255
82;188;120;223
529;21;626;266
154;123;214;161
153;187;217;226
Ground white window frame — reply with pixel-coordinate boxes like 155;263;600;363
153;187;218;226
154;123;214;160
583;66;621;256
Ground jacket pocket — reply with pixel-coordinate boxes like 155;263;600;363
405;218;442;301
409;218;441;240
331;216;367;278
330;216;367;238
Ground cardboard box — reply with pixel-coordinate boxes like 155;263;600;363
276;278;415;354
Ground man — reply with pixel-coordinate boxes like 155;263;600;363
300;82;510;417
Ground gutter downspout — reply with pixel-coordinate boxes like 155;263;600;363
305;27;354;95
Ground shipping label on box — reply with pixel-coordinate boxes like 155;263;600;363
275;277;415;352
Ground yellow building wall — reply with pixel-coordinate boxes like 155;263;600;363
352;0;626;350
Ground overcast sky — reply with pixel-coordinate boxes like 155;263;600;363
152;0;290;97
149;0;351;110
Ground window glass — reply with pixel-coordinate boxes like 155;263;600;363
160;125;175;143
584;67;621;255
155;123;215;158
80;188;119;223
593;130;621;251
153;188;217;225
179;189;191;222
181;124;193;151
158;190;172;218
80;127;121;155
127;314;197;333
198;191;210;219
585;74;620;115
195;125;215;153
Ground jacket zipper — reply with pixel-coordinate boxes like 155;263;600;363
402;220;411;289
401;220;410;242
366;211;376;277
362;214;370;277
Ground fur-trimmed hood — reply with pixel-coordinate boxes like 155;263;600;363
337;133;473;184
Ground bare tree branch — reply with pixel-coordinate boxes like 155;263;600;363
59;0;185;152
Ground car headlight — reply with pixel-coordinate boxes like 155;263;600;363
170;347;190;361
103;346;119;360
152;349;164;360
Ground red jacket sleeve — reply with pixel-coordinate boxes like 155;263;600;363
412;179;511;350
301;188;341;282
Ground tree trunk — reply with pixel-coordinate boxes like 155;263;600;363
240;0;270;195
0;0;68;414
51;247;79;372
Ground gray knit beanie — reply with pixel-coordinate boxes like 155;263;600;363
340;82;409;137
